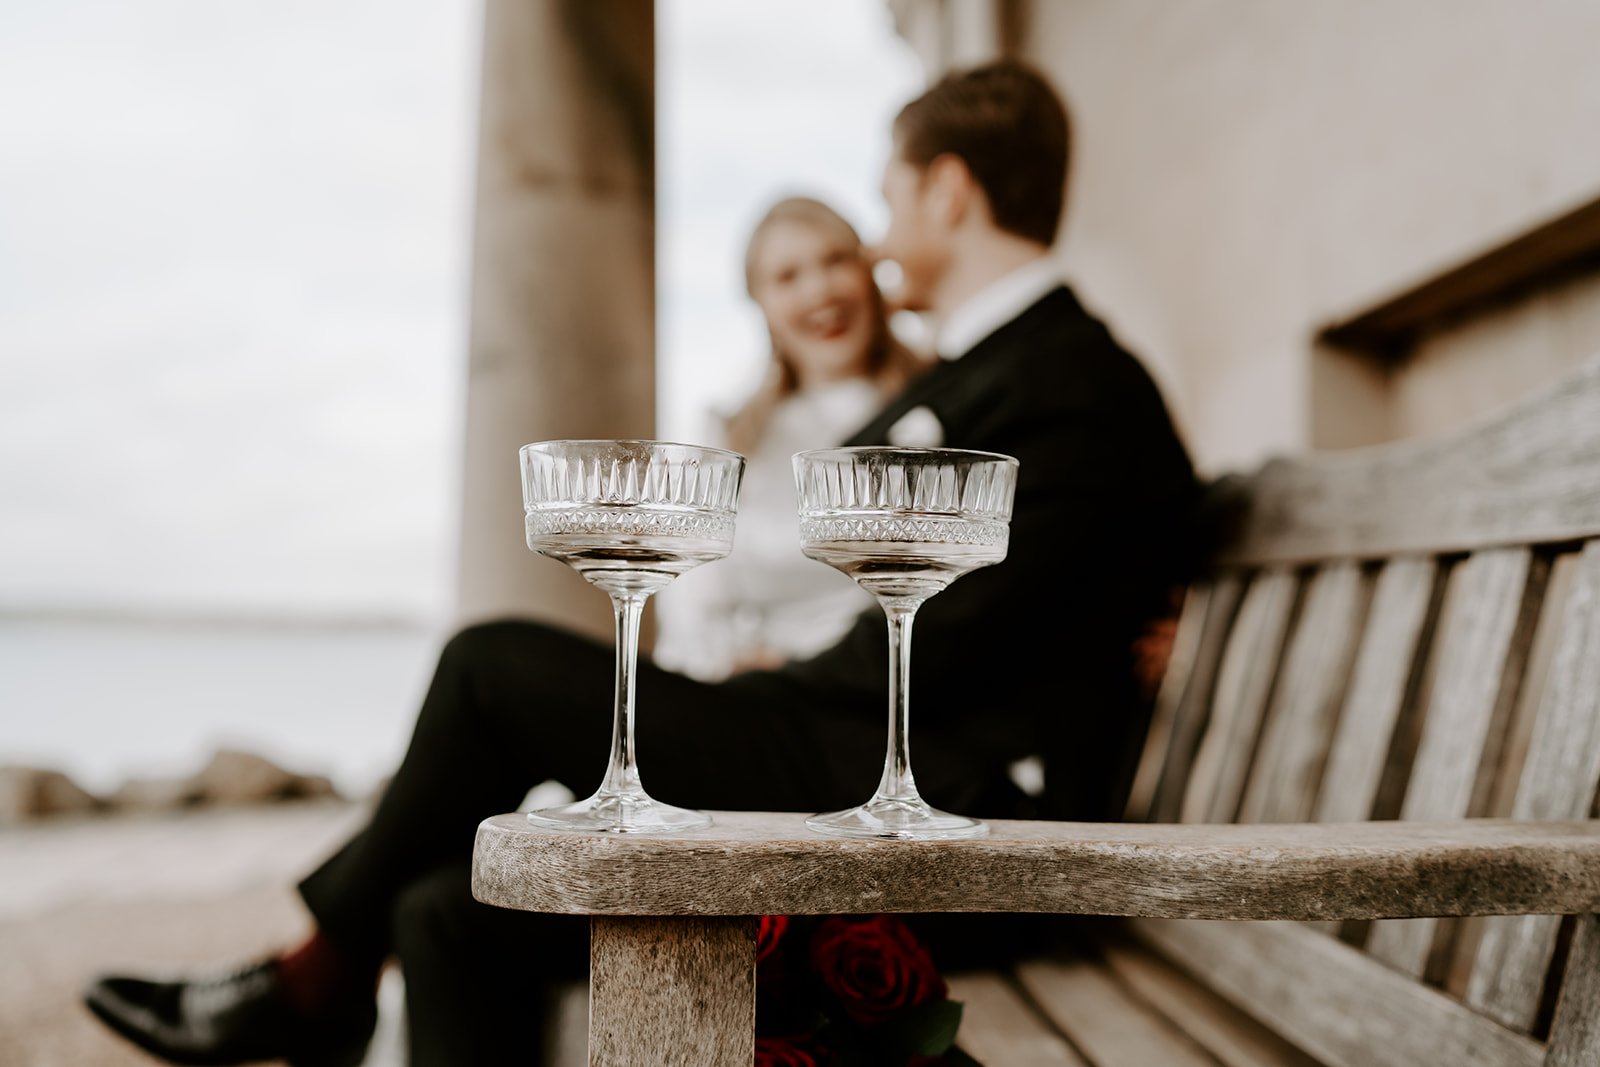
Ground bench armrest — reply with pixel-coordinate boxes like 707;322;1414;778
471;811;1600;922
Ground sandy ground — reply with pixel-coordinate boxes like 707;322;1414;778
0;799;410;1067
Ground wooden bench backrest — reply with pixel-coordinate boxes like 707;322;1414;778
1120;354;1600;1067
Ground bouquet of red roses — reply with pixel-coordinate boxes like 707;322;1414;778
754;913;982;1067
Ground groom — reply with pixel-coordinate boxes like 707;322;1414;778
85;59;1205;1066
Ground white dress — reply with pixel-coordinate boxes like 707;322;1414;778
652;378;884;682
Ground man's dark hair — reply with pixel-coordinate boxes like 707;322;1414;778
893;59;1070;246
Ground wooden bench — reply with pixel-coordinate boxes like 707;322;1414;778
472;355;1600;1066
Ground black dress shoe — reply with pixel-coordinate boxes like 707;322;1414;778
83;959;377;1067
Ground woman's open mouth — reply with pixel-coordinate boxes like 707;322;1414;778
802;303;855;341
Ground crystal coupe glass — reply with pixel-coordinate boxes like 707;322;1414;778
519;439;744;833
793;446;1018;839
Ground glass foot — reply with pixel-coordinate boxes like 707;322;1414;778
806;796;989;840
525;790;712;834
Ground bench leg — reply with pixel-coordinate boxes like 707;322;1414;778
589;915;757;1066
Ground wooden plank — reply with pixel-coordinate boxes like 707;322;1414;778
1389;549;1535;825
1466;543;1600;1031
1484;552;1582;821
1182;568;1300;824
1132;919;1543;1067
588;916;755;1067
1215;352;1600;566
1366;547;1538;976
472;811;1600;921
1097;937;1321;1067
1443;552;1579;996
1318;194;1600;354
1546;912;1600;1067
1126;581;1212;822
1313;556;1439;823
944;970;1090;1067
1144;574;1246;824
1014;954;1216;1067
1238;562;1368;824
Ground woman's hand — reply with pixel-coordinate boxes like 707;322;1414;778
730;646;786;674
864;245;909;318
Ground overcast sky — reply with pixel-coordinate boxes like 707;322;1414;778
0;0;924;622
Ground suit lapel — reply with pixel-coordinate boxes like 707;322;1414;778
847;285;1078;445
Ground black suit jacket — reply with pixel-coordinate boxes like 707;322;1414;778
781;284;1205;821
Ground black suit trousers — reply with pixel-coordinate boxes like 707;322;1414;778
296;619;1044;1064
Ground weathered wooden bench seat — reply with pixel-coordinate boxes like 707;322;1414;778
473;355;1600;1066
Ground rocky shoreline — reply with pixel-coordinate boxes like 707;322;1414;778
0;748;351;824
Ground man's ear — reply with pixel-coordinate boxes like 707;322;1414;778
924;153;978;227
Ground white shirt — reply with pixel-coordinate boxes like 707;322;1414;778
652;378;882;682
934;255;1065;360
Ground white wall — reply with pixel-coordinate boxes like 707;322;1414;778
1016;0;1600;476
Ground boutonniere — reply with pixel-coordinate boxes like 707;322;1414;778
886;406;944;448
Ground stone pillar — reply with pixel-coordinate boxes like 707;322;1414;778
455;0;655;641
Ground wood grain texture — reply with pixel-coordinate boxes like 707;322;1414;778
588;916;755;1067
1096;938;1322;1067
1366;547;1536;976
943;971;1089;1067
1313;556;1439;823
1466;542;1600;1031
1485;552;1581;821
1215;352;1600;566
1238;562;1367;824
1144;574;1247;824
1399;549;1537;821
1546;912;1600;1067
1126;581;1213;822
1014;955;1216;1067
1131;919;1543;1067
472;811;1600;921
1183;569;1300;824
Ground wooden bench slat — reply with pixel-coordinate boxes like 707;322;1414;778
1366;547;1539;977
1131;919;1544;1067
472;811;1600;919
944;970;1091;1067
1402;548;1540;821
1546;912;1600;1066
1215;352;1600;566
1482;551;1582;823
1439;551;1579;1000
1183;568;1300;824
1127;580;1212;822
1096;936;1322;1067
1313;556;1440;824
1239;561;1367;824
1466;542;1600;1031
1013;955;1217;1067
1143;574;1247;824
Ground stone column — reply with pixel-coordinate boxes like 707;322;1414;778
455;0;655;641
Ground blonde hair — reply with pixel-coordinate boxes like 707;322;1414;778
726;196;929;455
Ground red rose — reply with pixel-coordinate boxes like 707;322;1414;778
808;914;948;1026
758;914;790;964
755;1034;825;1067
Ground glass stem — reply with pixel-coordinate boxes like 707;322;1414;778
875;600;922;804
598;590;649;799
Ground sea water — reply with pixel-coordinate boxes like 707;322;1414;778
0;614;446;799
